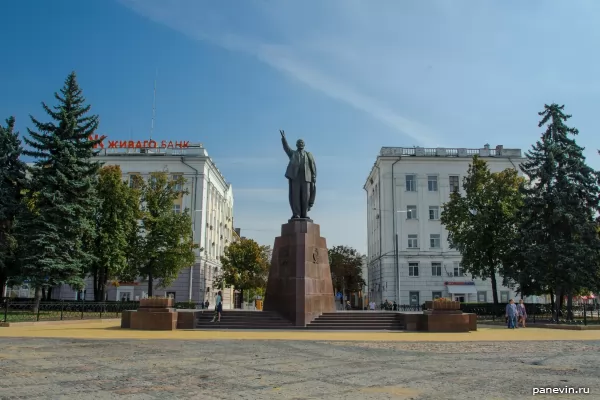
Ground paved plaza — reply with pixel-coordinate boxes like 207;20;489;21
0;323;599;399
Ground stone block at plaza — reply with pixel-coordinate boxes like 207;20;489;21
122;297;178;330
263;220;336;326
400;310;477;332
176;310;200;329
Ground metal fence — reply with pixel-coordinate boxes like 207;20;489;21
3;298;599;326
461;303;600;325
369;302;600;326
1;298;140;323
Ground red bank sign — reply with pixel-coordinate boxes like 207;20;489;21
89;135;190;150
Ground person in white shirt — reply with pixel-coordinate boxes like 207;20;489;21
211;291;223;322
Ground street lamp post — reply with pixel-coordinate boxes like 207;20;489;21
372;207;407;306
395;210;407;306
190;209;202;303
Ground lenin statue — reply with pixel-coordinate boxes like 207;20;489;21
280;130;316;220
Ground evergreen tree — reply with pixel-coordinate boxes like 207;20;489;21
90;166;141;301
18;72;102;308
0;117;27;293
513;104;600;320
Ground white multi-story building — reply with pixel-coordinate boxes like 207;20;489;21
49;139;236;308
364;144;543;307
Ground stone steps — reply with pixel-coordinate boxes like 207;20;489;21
196;310;294;329
306;312;405;331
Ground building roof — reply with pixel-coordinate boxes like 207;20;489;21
364;144;524;189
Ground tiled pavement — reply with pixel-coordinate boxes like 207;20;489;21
0;323;599;399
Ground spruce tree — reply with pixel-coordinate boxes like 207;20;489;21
19;72;102;307
0;117;27;293
514;104;600;320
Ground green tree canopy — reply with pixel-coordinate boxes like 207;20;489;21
0;116;27;293
90;165;141;301
18;72;102;308
132;171;196;296
441;155;524;306
216;238;270;301
329;245;365;297
511;104;600;318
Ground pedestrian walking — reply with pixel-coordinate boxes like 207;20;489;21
211;291;222;323
517;299;527;328
505;299;518;329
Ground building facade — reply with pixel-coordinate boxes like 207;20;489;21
364;144;545;306
50;139;236;308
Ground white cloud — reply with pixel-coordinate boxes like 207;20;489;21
118;0;441;147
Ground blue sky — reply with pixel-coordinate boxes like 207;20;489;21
2;0;600;253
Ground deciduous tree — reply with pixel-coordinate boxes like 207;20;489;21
216;238;270;304
18;72;102;310
441;155;524;307
0;116;27;294
328;245;365;301
90;165;141;301
133;171;196;296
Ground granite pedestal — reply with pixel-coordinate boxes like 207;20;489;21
263;220;336;326
122;298;177;330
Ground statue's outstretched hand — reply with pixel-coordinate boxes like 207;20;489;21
280;129;285;138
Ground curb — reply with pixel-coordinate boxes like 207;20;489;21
0;318;121;328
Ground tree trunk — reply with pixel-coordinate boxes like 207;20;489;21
147;271;153;297
42;287;46;300
566;291;573;320
98;282;106;302
46;287;53;300
240;288;244;309
0;273;7;298
554;286;563;322
490;271;499;317
93;268;99;301
97;266;107;302
549;288;555;311
33;286;43;314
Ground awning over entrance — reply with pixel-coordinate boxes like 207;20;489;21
446;284;478;294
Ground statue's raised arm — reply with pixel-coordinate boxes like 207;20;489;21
280;129;292;158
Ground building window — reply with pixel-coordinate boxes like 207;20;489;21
407;205;417;219
449;175;459;192
477;291;487;303
430;234;441;248
432;291;442;300
405;175;416;191
409;291;420;306
453;262;464;277
173;204;181;214
431;262;442;276
172;174;183;191
408;263;419;277
428;175;438;191
129;174;140;189
429;206;439;220
407;234;418;249
500;291;509;303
